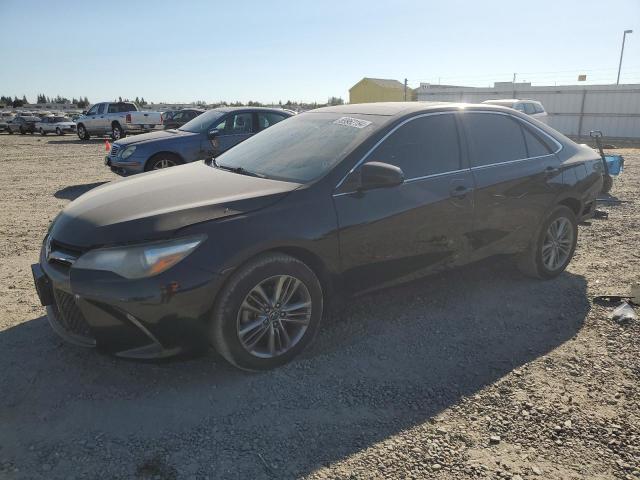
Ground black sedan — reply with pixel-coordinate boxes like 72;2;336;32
32;102;603;370
162;108;204;130
7;115;40;134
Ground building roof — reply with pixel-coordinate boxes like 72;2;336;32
350;77;406;91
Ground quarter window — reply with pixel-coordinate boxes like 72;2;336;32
521;124;553;157
464;113;527;166
366;114;461;179
523;103;536;115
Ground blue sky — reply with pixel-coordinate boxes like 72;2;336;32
0;0;638;104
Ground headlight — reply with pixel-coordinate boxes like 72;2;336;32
120;145;137;160
73;236;205;279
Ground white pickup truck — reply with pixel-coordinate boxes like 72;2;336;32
76;101;163;140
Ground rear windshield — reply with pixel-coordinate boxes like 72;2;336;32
108;103;136;113
215;112;382;183
179;109;225;133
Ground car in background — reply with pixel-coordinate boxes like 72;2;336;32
163;108;204;130
34;102;603;370
37;116;77;135
76;101;164;141
106;107;292;175
482;99;548;124
6;115;40;134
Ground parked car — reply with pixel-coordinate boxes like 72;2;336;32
37;116;76;135
482;99;548;123
162;108;204;130
76;101;164;141
6;115;40;134
0;119;7;132
32;102;603;370
105;107;292;175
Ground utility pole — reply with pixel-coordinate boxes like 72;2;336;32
617;30;633;85
404;78;408;101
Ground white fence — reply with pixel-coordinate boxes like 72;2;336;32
416;83;640;139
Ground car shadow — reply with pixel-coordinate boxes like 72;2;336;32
0;257;589;478
47;138;108;145
54;182;109;200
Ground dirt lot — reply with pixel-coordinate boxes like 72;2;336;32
0;133;638;480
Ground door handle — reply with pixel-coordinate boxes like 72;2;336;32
545;166;560;177
450;185;470;199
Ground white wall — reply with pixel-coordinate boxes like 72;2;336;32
416;84;640;139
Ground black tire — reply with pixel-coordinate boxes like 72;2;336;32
56;127;62;136
601;175;613;194
517;205;578;280
210;253;324;371
77;124;90;140
111;123;125;141
19;126;25;135
40;128;46;136
7;127;13;135
145;153;183;171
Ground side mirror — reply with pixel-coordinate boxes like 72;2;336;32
207;128;219;140
358;162;404;191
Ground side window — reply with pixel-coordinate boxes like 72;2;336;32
213;116;228;131
258;112;286;130
87;105;99;116
533;103;545;113
107;104;117;113
464;113;527;166
523;103;536;115
520;123;554;157
513;103;526;113
227;113;254;134
97;104;105;115
367;114;461;179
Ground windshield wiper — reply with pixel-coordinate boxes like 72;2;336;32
212;159;266;178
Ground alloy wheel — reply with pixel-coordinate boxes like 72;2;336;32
236;275;312;358
153;158;177;169
542;217;574;271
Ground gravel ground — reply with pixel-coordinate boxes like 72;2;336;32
0;133;638;480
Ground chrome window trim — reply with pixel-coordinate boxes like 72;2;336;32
333;111;460;191
333;109;564;195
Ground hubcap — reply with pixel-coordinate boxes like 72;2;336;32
113;128;120;139
153;159;177;169
542;217;573;271
236;275;312;358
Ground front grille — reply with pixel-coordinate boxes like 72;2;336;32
110;144;121;157
53;289;93;339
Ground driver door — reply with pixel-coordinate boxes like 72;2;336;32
333;112;475;293
83;103;101;132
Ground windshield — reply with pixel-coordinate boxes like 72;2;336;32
215;112;381;183
179;109;224;133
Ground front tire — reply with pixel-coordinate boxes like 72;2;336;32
145;154;182;171
517;205;578;279
40;128;47;136
210;253;324;371
77;124;90;140
19;126;26;135
56;127;62;136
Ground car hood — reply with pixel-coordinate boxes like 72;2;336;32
113;128;197;147
50;162;300;248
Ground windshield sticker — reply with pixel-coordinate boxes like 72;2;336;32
333;117;372;129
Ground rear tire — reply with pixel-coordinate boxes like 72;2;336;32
77;124;90;140
20;126;25;135
111;123;125;141
40;128;46;136
56;127;62;136
517;205;578;279
7;127;13;134
210;253;324;371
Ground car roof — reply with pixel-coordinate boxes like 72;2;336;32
310;101;529;118
214;106;293;113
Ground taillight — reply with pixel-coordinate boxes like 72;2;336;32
126;113;131;123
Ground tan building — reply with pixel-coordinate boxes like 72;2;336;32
349;77;415;104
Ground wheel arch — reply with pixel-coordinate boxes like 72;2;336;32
557;196;582;217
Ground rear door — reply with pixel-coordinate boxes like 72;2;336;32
461;111;561;257
333;112;475;293
257;111;288;132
